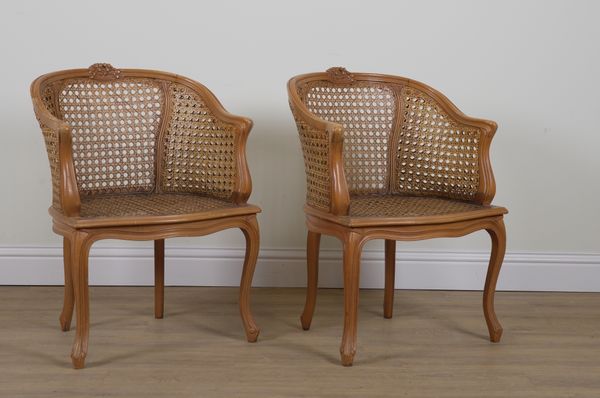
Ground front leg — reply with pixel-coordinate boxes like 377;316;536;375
60;237;74;331
300;231;321;330
239;216;260;342
340;232;363;366
70;231;92;369
484;217;506;342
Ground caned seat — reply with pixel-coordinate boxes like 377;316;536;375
31;64;261;369
308;194;506;226
53;193;260;227
288;67;508;366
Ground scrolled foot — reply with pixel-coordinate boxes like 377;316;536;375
245;327;260;343
340;345;356;367
71;351;86;369
489;326;503;343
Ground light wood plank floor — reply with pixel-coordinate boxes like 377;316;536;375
0;287;599;397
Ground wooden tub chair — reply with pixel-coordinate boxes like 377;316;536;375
288;67;508;366
31;63;261;369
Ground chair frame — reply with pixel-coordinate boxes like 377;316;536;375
31;65;260;369
288;68;508;366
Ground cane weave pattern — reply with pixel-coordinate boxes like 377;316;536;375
303;82;396;195
39;85;62;208
78;193;237;218
161;84;237;199
291;108;331;210
348;194;485;218
395;87;481;200
58;78;164;195
42;84;60;117
41;125;61;208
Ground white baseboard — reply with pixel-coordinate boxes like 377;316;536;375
0;246;599;291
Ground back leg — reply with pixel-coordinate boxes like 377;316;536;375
301;231;321;330
154;239;165;319
59;237;74;331
384;239;396;319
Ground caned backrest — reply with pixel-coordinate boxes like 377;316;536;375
32;64;238;210
289;68;497;211
301;78;396;195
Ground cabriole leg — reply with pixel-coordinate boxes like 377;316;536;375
70;231;92;369
340;232;363;366
484;218;506;342
60;237;75;331
239;216;260;342
301;231;321;330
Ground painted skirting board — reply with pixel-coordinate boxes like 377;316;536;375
0;246;599;291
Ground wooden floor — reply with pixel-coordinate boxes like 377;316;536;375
0;287;599;397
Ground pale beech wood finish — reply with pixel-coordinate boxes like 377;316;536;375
30;64;261;369
154;239;165;319
300;231;320;330
1;287;599;397
288;68;509;365
383;239;395;319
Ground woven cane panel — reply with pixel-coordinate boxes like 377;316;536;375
42;85;60;118
303;82;396;194
41;126;61;208
349;194;485;218
161;84;236;199
291;108;331;210
395;87;480;200
58;78;164;195
38;85;61;208
79;193;236;218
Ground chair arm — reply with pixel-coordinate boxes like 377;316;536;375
398;83;498;205
32;97;81;216
183;81;254;204
288;82;350;215
227;115;253;204
445;107;498;206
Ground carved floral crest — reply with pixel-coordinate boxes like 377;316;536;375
326;67;354;83
88;63;121;80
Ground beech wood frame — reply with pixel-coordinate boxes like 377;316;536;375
289;69;508;366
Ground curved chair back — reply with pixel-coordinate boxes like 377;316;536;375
31;64;248;213
288;67;498;213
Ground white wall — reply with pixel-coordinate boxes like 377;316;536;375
0;0;599;288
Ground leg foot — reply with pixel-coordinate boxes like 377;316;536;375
71;351;86;369
484;218;506;343
339;232;363;366
489;326;503;343
300;231;320;330
60;237;74;331
340;347;357;367
154;239;165;319
239;216;260;342
384;239;396;319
